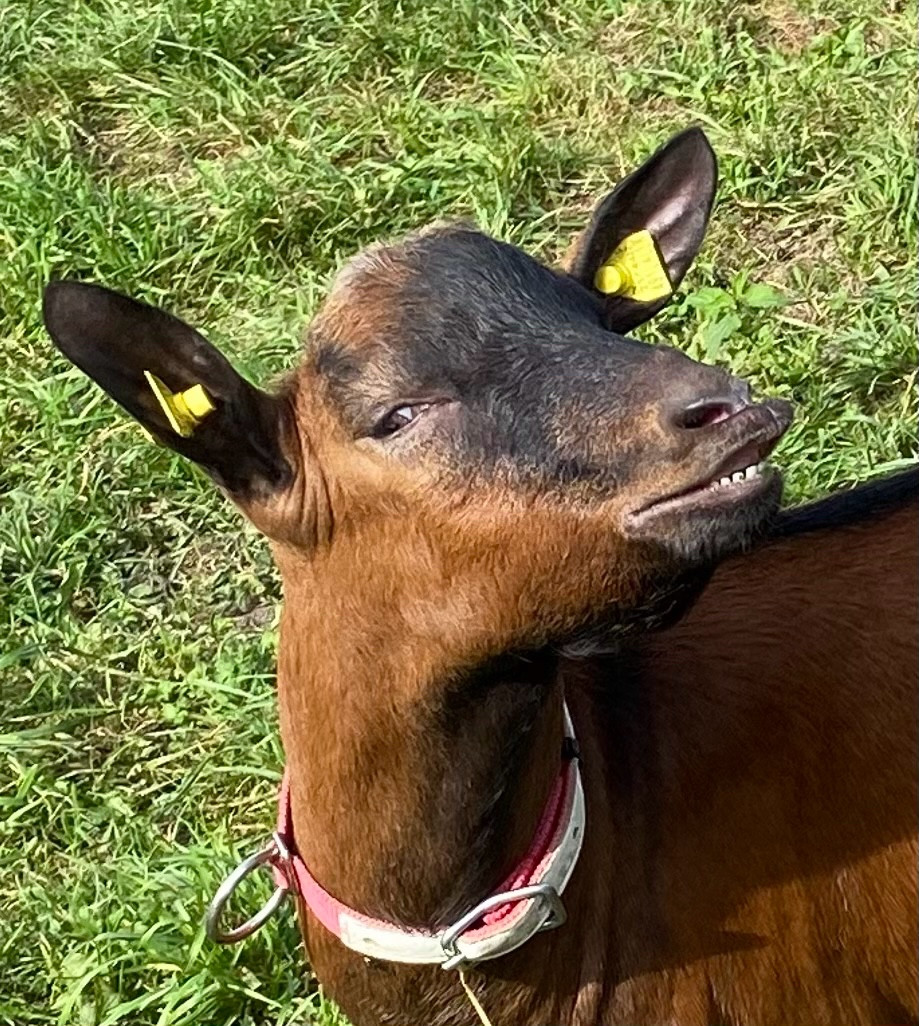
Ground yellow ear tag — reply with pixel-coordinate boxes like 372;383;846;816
143;370;215;438
594;229;672;302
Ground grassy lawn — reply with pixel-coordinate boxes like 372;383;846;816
0;0;914;1022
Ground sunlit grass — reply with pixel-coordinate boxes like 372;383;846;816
1;1;915;1022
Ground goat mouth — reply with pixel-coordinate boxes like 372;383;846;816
630;450;776;523
627;402;791;527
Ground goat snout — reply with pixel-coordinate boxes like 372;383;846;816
669;378;752;432
649;347;753;438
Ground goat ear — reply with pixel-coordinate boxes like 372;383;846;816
43;281;295;503
564;127;717;333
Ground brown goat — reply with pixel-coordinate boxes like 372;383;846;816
44;128;917;1026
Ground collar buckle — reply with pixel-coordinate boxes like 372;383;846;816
439;882;567;970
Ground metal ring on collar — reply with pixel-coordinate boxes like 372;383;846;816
205;833;290;944
439;882;567;970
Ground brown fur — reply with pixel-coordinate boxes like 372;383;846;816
313;245;412;351
281;490;917;1026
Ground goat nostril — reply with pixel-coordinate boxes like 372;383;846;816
676;398;745;431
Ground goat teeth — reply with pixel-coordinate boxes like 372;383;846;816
710;464;765;491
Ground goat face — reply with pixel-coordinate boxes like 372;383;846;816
43;128;792;654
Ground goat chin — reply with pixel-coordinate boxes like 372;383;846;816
559;563;717;658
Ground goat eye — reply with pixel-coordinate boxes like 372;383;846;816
375;403;431;437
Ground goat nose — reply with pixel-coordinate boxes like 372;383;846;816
670;377;752;431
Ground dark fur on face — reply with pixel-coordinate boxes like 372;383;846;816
308;224;788;584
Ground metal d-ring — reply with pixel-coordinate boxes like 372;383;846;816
205;832;290;944
439;882;567;970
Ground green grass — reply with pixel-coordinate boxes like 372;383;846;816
0;0;915;1022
